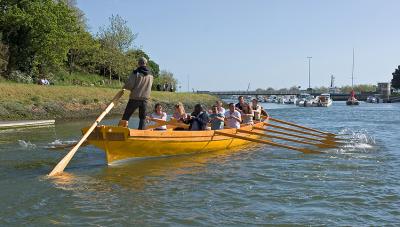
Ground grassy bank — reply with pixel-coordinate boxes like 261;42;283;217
0;82;219;120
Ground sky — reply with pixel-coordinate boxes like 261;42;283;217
77;0;399;91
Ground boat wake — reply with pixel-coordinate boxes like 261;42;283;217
18;140;37;149
327;128;376;154
45;139;77;149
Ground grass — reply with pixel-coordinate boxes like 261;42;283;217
52;71;123;88
0;82;219;120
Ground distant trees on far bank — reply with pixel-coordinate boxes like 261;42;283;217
391;65;400;90
0;0;174;88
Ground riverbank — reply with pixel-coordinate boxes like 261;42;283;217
0;83;219;120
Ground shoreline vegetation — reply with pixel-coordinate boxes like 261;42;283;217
0;83;219;121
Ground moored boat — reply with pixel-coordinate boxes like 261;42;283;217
316;93;333;107
82;122;266;164
284;95;297;104
346;90;359;106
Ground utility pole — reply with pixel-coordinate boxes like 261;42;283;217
307;56;312;89
351;48;355;88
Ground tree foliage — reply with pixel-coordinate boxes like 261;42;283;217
1;0;79;76
391;65;400;90
98;14;136;52
0;2;172;86
153;70;178;90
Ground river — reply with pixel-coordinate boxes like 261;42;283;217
0;102;399;226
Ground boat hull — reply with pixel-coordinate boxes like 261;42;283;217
83;122;266;164
346;100;359;105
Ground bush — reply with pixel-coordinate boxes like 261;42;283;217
8;70;33;84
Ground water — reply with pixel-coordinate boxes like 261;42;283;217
1;102;399;226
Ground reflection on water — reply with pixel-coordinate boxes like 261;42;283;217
1;102;400;225
98;146;255;191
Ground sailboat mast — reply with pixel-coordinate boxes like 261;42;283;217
351;48;355;88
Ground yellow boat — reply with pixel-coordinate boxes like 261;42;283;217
82;121;266;164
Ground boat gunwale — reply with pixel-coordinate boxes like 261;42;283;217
127;122;264;139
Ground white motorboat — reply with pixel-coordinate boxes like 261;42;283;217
296;93;313;106
366;96;377;103
316;93;333;107
266;95;278;103
284;95;297;104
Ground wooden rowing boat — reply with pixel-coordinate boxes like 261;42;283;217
82;121;266;164
49;89;330;177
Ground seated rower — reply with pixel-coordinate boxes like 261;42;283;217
171;102;188;130
209;105;225;130
147;103;167;130
251;98;262;121
171;102;188;122
216;100;226;114
225;103;241;128
184;104;209;131
241;103;254;125
235;96;245;111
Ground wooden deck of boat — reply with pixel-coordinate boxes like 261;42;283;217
0;120;55;129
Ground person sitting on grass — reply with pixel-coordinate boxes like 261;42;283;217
241;103;254;125
146;103;167;130
225;103;241;129
209;105;225;130
185;104;209;131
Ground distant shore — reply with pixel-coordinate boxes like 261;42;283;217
0;83;219;120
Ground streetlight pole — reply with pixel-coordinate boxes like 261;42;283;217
307;56;312;90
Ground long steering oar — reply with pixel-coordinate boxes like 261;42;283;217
214;131;321;154
237;129;337;149
269;117;337;137
48;89;125;177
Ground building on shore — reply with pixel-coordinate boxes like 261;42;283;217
377;82;391;99
328;75;341;94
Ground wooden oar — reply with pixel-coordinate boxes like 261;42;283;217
48;89;125;177
253;126;343;146
269;117;337;137
214;131;321;154
263;122;345;141
237;129;336;149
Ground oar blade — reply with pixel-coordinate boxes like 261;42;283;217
48;89;125;177
298;148;322;154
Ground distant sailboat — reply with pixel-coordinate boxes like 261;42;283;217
346;48;359;105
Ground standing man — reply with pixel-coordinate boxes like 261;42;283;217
118;57;153;129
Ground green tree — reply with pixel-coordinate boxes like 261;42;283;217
391;65;400;90
1;0;80;76
98;14;136;52
125;49;159;77
0;33;8;74
153;70;178;91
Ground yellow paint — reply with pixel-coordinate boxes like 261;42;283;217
83;122;266;164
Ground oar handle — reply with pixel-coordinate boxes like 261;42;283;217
48;89;125;177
